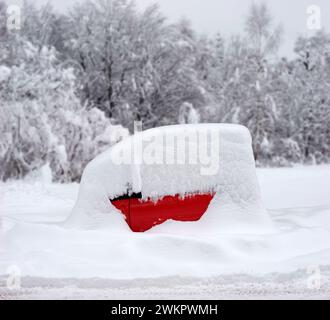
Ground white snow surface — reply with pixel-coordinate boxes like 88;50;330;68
67;124;272;234
0;165;330;288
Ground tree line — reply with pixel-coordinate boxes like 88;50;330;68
0;0;329;182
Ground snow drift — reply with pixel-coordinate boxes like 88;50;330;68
66;124;272;233
2;166;330;280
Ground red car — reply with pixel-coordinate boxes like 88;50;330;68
111;192;215;232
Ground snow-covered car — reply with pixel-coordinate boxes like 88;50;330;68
67;124;271;233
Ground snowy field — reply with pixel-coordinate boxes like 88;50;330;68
1;165;330;299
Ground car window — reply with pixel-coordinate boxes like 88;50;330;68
111;192;142;202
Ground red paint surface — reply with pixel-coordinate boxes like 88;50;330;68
111;193;215;232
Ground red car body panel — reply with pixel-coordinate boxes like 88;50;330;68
111;193;215;232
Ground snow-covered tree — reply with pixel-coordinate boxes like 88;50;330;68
0;38;128;181
63;1;210;130
1;0;330;183
292;31;330;163
178;102;200;124
207;2;283;161
241;2;283;161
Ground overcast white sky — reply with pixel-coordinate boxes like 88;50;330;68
6;0;330;57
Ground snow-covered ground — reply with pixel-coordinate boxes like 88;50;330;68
1;165;330;299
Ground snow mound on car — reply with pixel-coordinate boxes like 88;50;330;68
66;124;273;233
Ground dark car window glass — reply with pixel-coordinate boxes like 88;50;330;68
111;192;142;202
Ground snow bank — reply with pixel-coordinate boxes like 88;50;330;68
1;166;330;280
67;124;272;233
